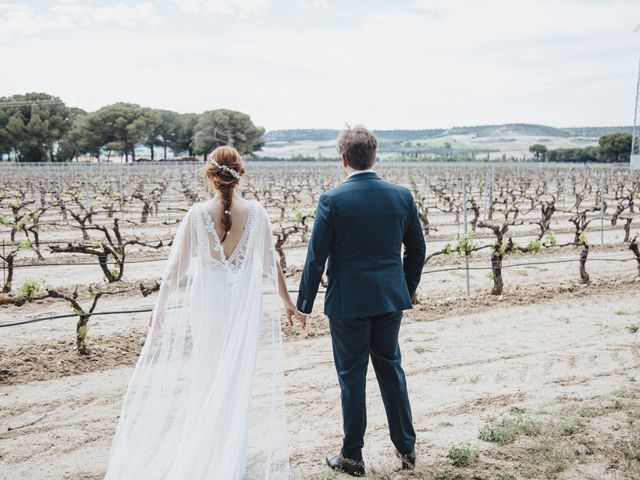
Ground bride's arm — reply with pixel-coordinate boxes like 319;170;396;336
276;260;307;328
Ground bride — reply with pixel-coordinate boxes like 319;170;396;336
105;146;306;479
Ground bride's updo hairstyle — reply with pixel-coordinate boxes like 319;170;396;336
204;146;245;243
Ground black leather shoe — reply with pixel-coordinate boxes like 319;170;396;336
397;451;416;470
325;452;365;477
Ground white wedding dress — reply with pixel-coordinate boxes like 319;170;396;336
105;200;289;479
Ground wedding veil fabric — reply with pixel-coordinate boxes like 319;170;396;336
105;201;289;479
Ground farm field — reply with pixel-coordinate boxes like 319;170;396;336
258;125;632;161
1;162;639;479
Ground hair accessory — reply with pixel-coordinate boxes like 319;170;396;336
224;210;231;215
209;155;241;180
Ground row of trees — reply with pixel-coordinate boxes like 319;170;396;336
0;93;265;162
529;133;634;163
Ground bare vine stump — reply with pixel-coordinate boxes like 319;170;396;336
579;244;590;284
76;315;90;355
490;251;504;295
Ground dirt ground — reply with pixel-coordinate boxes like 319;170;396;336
1;255;639;479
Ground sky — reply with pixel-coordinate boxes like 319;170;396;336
0;0;639;131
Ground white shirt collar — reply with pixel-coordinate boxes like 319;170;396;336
348;168;375;178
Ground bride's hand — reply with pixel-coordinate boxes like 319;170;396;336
285;303;307;328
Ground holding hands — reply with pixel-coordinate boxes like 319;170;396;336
284;300;308;328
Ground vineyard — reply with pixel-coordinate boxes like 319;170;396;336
1;162;640;479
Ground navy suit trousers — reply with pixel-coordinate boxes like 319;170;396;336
328;310;416;461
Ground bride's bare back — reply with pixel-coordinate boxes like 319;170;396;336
203;196;251;260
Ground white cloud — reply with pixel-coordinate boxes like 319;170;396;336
0;2;74;34
170;0;269;15
92;3;161;26
0;0;637;129
0;1;162;36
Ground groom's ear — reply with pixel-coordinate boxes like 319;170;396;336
341;155;348;169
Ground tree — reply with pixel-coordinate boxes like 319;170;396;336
156;109;180;160
56;108;104;161
193;109;264;156
140;108;180;160
547;146;599;163
171;113;199;157
0;93;72;162
528;144;547;162
91;103;152;162
598;133;632;163
142;108;163;160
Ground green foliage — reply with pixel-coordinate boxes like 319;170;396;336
90;240;104;252
494;474;517;480
479;415;542;445
497;239;516;258
1;95;263;162
193;109;265;156
66;301;82;315
443;243;452;255
57;109;101;161
598;133;632;163
526;239;541;254
447;444;479;467
528;144;547;161
435;472;463;480
578;230;588;246
547;146;600;163
87;102;152;161
543;233;557;247
0;93;72;162
111;265;121;279
18;279;48;299
171;113;199;156
18;239;32;250
455;236;475;257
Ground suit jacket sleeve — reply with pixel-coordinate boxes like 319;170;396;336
403;193;426;299
296;193;333;314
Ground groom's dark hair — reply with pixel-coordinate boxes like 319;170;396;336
337;125;377;170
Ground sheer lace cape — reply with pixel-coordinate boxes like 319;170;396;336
105;200;288;479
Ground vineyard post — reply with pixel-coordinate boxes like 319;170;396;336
2;239;5;287
168;170;173;236
489;164;495;220
463;174;471;296
563;169;568;209
600;173;605;245
483;167;490;221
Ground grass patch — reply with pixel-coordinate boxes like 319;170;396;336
435;472;463;480
479;415;542;445
414;346;428;354
475;387;640;479
447;444;479;467
494;474;517;480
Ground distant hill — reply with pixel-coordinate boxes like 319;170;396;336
265;124;634;143
259;124;634;161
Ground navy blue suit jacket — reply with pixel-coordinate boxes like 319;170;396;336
296;171;426;319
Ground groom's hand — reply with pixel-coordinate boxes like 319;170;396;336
285;305;307;328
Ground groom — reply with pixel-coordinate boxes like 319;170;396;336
296;126;426;476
